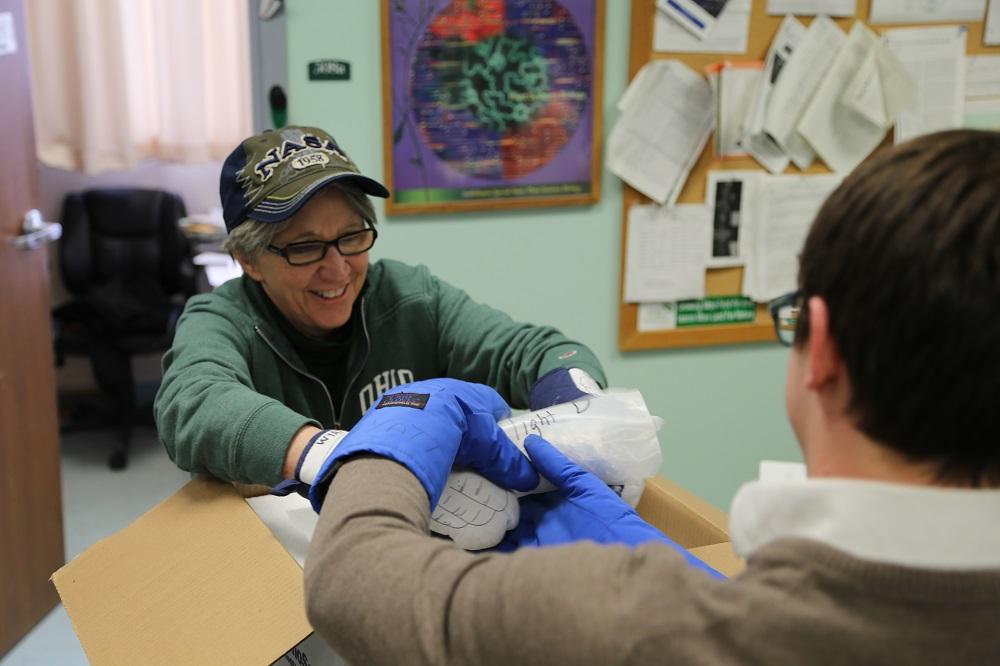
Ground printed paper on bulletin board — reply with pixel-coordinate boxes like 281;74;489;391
381;0;605;215
618;0;1000;352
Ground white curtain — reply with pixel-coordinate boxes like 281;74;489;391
26;0;252;174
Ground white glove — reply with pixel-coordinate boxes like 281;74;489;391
272;429;349;497
430;469;519;550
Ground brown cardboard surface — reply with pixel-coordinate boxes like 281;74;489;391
51;477;312;665
51;473;742;664
689;542;746;578
636;476;731;549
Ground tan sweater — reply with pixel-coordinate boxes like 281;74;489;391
303;458;1000;666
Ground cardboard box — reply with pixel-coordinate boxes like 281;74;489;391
636;476;746;576
52;475;744;665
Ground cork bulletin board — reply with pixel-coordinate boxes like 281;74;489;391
619;0;999;351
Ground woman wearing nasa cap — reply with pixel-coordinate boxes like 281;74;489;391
153;125;606;501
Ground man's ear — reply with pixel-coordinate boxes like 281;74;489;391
234;251;263;282
804;296;842;391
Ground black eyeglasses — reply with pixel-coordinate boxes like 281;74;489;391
768;290;801;347
267;224;377;266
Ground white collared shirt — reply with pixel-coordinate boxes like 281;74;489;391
729;478;1000;570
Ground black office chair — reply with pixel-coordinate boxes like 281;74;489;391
52;188;197;470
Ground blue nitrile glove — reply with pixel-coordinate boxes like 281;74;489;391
499;435;725;579
528;367;604;410
270;428;349;497
307;379;539;512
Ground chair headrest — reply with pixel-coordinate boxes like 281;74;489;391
81;189;184;237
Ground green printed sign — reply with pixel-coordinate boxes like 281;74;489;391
308;60;350;81
676;296;757;327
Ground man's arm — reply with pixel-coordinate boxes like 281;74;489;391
304;457;718;666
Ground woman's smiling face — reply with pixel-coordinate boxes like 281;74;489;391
240;187;370;338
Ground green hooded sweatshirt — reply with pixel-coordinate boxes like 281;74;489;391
154;259;605;485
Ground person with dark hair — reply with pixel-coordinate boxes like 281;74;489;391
791;129;1000;488
153;126;607;509
302;129;1000;665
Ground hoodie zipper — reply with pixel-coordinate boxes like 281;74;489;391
254;325;337;426
253;296;372;429
337;300;371;427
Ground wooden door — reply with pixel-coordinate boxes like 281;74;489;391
0;0;65;656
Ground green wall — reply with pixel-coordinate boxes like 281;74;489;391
284;1;802;510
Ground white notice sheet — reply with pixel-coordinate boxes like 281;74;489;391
767;0;856;16
870;0;986;23
798;22;914;172
746;174;841;301
966;55;1000;98
965;55;1000;129
884;26;966;143
987;0;1000;46
657;0;734;40
608;60;714;205
654;0;751;54
741;15;807;173
763;15;846;170
624;204;709;303
718;63;763;157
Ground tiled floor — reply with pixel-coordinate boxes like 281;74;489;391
2;426;190;665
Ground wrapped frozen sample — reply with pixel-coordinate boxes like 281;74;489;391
431;389;664;550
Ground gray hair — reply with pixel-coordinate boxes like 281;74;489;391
224;182;378;261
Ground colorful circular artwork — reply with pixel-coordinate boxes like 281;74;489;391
409;0;592;181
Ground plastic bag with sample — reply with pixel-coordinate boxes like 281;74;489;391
430;389;664;550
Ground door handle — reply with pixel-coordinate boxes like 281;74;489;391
12;209;62;250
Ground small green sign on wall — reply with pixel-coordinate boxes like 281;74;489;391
309;59;351;81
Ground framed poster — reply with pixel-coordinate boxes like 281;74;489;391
381;0;605;215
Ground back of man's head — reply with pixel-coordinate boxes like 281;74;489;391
797;129;1000;486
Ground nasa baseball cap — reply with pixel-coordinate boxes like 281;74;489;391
220;125;389;232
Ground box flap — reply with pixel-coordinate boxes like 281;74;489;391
636;476;730;548
52;477;312;665
689;542;745;578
